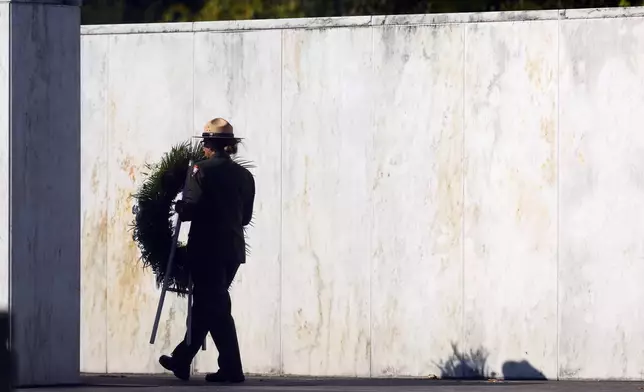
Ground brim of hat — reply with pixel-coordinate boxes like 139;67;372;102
191;134;243;139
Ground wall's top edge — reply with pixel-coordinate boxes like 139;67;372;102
0;0;81;5
80;5;644;35
81;22;194;35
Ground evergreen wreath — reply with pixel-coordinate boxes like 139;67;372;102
130;141;254;295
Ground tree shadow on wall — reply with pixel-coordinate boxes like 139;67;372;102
436;342;547;380
436;343;493;379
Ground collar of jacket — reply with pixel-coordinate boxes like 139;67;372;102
211;151;231;160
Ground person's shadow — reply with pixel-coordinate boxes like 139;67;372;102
502;360;546;380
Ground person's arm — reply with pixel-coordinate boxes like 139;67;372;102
242;173;255;226
175;164;203;222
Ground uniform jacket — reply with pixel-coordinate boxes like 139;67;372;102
177;152;255;265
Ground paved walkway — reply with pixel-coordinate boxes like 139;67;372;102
18;375;644;392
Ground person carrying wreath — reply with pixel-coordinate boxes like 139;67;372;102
159;117;255;383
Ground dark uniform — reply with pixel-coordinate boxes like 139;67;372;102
170;151;255;380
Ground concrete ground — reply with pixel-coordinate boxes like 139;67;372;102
18;375;644;392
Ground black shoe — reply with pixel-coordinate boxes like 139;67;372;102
159;355;190;381
205;370;245;383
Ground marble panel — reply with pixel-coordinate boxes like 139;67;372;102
281;27;373;377
104;32;194;373
80;34;109;373
558;17;644;380
9;3;81;385
463;21;558;379
191;30;282;375
370;24;464;377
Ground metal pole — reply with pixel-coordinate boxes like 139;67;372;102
186;274;192;346
150;218;183;344
186;274;207;350
149;160;193;344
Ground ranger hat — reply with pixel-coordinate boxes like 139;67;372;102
193;118;242;139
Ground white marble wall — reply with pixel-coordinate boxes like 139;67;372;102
105;32;195;374
80;7;644;380
370;24;464;377
281;26;373;377
80;33;109;374
463;20;559;379
558;16;644;380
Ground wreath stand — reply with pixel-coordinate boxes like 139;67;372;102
148;160;206;350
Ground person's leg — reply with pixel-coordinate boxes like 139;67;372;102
170;292;210;363
205;262;244;382
159;284;210;380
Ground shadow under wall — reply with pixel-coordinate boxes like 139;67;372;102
436;343;547;380
0;311;13;392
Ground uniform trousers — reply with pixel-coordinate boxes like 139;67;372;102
171;250;243;376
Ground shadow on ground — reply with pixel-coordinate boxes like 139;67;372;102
79;343;547;388
437;343;547;380
79;374;546;389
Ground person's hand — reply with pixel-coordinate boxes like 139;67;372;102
173;199;186;214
